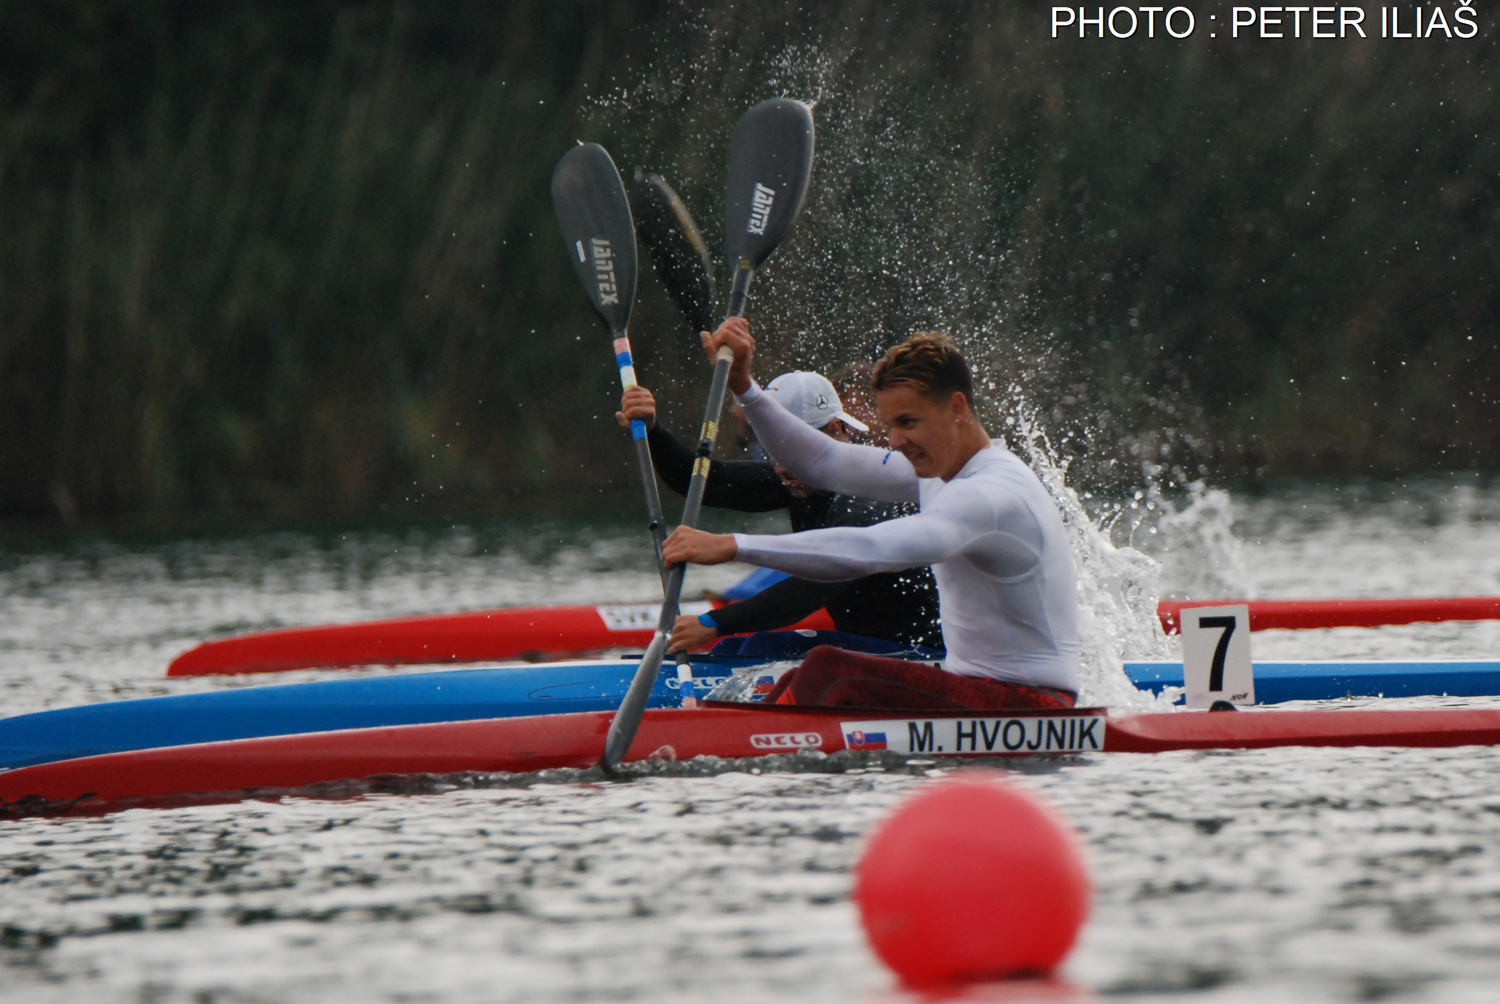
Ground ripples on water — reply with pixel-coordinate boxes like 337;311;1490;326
3;480;1500;1002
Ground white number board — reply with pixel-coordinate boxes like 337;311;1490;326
1179;604;1254;708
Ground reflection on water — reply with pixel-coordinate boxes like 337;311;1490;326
3;481;1500;1002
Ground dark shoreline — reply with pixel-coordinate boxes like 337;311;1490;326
4;3;1496;526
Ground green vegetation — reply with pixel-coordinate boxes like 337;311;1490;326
2;2;1496;527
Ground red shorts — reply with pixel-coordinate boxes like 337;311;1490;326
763;646;1077;711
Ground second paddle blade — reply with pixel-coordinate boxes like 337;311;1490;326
551;143;638;334
723;98;815;272
631;170;716;336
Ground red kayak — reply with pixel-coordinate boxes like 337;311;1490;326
168;600;836;676
167;596;1500;678
6;703;1500;812
1157;596;1500;634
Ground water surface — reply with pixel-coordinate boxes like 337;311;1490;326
2;481;1499;1002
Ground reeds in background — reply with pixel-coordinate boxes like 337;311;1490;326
2;1;1497;526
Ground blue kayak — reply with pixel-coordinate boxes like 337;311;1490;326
5;657;1500;771
0;657;755;771
1127;660;1500;703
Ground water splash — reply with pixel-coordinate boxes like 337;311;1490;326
1001;395;1178;710
1146;481;1251;600
584;22;1034;379
704;660;799;702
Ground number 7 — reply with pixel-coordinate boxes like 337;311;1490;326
1197;616;1237;692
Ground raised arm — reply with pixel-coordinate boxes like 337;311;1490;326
620;384;791;511
737;381;920;504
704;318;919;504
647;423;790;511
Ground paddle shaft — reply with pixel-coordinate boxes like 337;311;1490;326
611;332;671;589
725;258;753;319
602;270;753;769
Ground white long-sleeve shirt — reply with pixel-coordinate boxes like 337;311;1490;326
731;380;1081;693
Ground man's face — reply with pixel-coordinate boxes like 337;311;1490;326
875;385;966;479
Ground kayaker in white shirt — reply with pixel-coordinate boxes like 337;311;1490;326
662;319;1082;709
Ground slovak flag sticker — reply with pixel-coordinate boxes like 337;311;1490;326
845;730;887;751
750;675;777;701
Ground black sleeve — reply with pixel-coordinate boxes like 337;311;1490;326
708;576;850;635
644;423;697;498
811;495;943;649
646;423;792;512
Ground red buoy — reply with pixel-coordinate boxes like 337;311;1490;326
853;770;1090;987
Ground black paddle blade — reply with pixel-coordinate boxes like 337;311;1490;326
630;171;716;335
551;143;637;334
723;98;815;273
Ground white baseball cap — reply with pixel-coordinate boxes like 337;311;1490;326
765;371;870;433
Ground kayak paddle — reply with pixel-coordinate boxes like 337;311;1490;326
629;170;719;701
602;98;816;770
630;170;717;336
551;142;670;587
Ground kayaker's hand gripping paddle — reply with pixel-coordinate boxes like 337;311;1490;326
602;97;816;771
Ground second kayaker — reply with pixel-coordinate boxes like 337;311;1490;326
618;372;942;657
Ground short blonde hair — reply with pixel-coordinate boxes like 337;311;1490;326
871;332;974;405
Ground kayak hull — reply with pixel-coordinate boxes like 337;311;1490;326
1106;707;1500;752
10;658;1500;771
0;657;757;770
167;602;834;676
1157;596;1500;634
168;597;1500;677
1128;659;1500;702
6;704;1500;812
